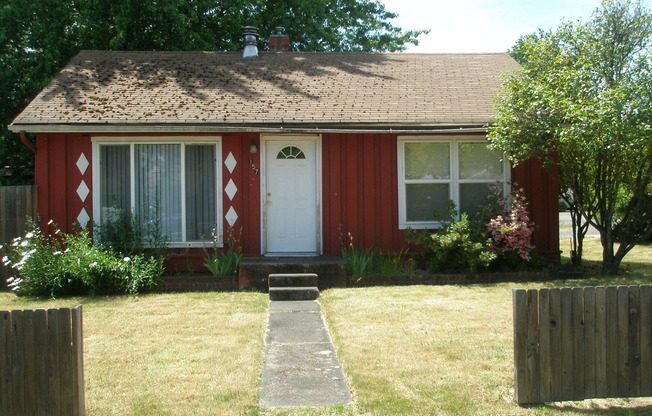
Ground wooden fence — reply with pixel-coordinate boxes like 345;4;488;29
0;306;85;416
513;285;652;404
0;186;38;286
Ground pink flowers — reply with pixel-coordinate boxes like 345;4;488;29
486;189;535;261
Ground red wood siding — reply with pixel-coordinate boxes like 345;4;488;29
323;133;560;262
35;133;92;234
222;133;261;256
33;131;560;267
512;158;560;261
322;133;403;255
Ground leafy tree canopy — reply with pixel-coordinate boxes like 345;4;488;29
0;0;427;182
489;0;652;274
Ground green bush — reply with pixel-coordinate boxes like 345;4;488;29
407;213;496;273
2;223;162;297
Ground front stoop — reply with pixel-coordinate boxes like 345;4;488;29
238;257;346;291
268;273;319;301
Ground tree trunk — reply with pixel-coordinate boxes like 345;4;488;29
600;231;620;275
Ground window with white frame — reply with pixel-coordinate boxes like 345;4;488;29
397;136;510;229
93;137;222;247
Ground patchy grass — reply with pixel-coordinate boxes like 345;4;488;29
559;237;652;284
1;240;650;415
319;240;652;416
0;292;268;416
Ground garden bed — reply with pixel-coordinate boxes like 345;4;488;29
349;270;558;286
155;274;237;292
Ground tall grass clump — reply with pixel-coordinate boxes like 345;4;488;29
204;226;242;276
340;229;414;277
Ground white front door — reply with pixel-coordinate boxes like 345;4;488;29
264;137;319;255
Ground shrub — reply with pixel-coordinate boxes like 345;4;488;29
486;188;536;267
408;214;496;273
2;222;162;297
407;187;540;273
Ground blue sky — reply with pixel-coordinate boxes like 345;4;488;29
380;0;652;53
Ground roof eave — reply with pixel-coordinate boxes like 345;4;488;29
8;122;490;134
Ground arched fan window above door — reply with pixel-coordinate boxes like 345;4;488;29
276;146;306;159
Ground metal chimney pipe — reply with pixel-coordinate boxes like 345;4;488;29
242;26;259;58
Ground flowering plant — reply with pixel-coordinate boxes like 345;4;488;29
486;188;535;262
3;221;162;297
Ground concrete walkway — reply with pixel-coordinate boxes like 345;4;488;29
259;300;352;408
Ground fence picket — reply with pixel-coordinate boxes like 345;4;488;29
0;310;12;416
538;289;552;402
572;287;585;400
514;285;652;405
606;286;619;396
72;305;85;416
513;289;529;404
47;309;62;416
22;310;37;416
35;309;49;415
526;289;540;404
583;287;596;398
641;286;652;397
617;286;630;396
11;310;26;414
549;288;562;402
560;288;574;399
59;308;74;415
628;286;641;398
595;287;608;397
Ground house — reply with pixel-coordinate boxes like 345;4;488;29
9;30;560;276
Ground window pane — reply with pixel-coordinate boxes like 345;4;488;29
405;142;450;180
100;145;130;220
135;144;182;241
406;184;450;222
277;146;306;159
458;142;503;179
460;183;502;214
185;145;216;241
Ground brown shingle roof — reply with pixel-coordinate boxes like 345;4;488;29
10;50;519;131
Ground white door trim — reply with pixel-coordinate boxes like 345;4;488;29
260;134;322;255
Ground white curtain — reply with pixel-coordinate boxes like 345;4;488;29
135;144;182;241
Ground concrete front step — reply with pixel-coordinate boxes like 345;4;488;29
269;273;318;288
239;257;347;291
269;286;320;301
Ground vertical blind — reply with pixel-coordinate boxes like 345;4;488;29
99;142;217;244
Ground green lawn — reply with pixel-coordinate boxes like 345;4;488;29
1;239;651;415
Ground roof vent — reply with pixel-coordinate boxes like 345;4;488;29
269;27;290;52
242;26;259;58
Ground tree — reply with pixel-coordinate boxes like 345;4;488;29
0;0;427;183
489;0;652;275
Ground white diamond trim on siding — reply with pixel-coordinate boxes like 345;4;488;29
77;208;90;228
77;180;90;202
76;153;89;175
225;152;237;174
225;206;238;227
225;179;238;201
